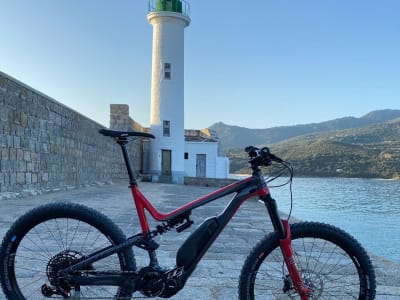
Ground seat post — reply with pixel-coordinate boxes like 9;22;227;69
117;138;137;186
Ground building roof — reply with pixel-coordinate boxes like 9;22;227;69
184;129;218;142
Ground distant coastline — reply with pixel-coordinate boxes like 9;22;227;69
212;110;400;180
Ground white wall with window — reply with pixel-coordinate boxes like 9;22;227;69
184;141;229;179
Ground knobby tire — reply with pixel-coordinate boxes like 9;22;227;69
239;221;376;299
0;202;136;299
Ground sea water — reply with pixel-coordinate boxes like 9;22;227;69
265;177;400;263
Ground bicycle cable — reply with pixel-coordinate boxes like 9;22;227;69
265;160;294;221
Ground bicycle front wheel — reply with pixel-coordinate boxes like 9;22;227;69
0;202;136;299
239;222;376;299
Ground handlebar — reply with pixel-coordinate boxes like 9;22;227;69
245;146;283;167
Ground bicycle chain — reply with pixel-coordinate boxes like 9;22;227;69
42;295;148;299
60;296;143;299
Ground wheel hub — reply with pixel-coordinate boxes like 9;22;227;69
303;273;323;298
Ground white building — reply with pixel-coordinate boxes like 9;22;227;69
184;130;230;179
147;0;229;183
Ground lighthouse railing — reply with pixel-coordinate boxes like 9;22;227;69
148;0;190;18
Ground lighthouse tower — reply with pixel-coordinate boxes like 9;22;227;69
147;0;190;184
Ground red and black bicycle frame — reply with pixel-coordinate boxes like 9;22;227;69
131;170;275;276
61;137;310;299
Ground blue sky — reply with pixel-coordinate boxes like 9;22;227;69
1;0;399;129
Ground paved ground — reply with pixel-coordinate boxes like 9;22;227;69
1;181;399;299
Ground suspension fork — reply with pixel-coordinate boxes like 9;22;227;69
261;195;311;299
280;220;311;299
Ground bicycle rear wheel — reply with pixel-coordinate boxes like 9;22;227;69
239;222;376;299
0;202;136;299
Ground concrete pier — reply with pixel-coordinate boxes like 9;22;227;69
1;182;399;299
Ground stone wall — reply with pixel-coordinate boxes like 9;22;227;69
0;71;143;194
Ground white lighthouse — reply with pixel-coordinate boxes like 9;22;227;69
147;0;190;184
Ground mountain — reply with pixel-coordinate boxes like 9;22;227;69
226;117;400;179
210;109;400;150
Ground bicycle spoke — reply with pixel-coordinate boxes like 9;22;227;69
246;231;366;299
43;220;67;251
68;219;82;249
10;218;125;299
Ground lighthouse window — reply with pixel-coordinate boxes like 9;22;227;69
163;120;170;136
164;63;171;80
166;0;172;10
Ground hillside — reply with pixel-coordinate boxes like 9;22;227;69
224;116;400;179
210;109;400;150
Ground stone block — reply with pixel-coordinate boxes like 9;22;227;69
9;173;16;185
16;160;26;172
32;173;38;183
39;119;47;129
9;148;17;160
16;149;23;160
2;172;9;186
1;148;9;160
26;162;34;172
0;108;7;122
3;122;11;134
25;173;32;184
15;125;24;136
20;137;30;148
0;160;5;172
16;172;25;184
6;135;13;147
0;136;7;147
20;112;28;126
30;151;38;161
12;110;21;124
13;136;21;148
41;173;49;182
23;151;31;161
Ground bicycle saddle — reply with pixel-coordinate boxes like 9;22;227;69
99;128;155;139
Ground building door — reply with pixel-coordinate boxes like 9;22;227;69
161;150;172;176
196;154;206;178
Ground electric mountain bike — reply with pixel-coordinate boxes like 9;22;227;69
0;129;376;299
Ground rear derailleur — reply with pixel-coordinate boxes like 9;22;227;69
41;249;92;298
